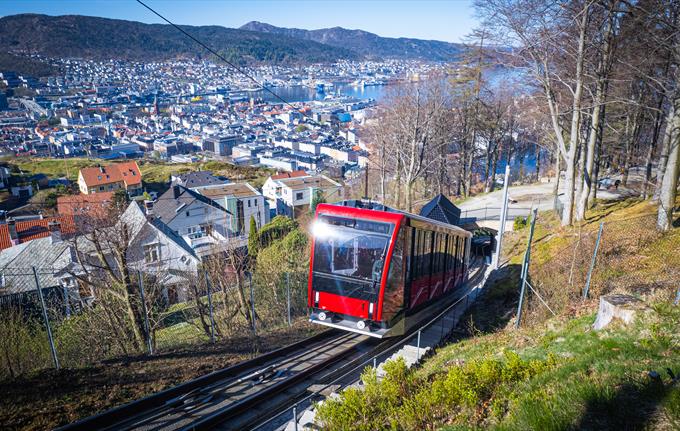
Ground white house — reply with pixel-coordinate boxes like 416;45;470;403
78;201;202;303
152;184;233;258
262;171;342;217
194;182;270;246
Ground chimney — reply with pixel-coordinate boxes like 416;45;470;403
7;218;18;246
48;220;62;244
173;184;181;200
143;200;154;220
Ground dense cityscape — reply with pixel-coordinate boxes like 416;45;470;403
0;1;679;430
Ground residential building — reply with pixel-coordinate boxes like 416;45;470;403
152;184;232;258
194;182;270;240
0;167;10;189
203;134;241;156
0;216;77;250
77;161;142;196
76;201;201;303
0;227;84;308
262;172;342;217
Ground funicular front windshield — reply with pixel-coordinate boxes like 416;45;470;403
312;215;393;284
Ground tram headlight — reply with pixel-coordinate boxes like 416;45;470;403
356;320;367;330
318;311;327;321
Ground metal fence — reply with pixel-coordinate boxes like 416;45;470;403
0;265;309;378
459;206;533;224
516;212;676;326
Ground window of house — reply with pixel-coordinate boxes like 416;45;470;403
186;210;190;217
248;199;251;208
201;223;213;235
144;243;160;263
296;192;303;200
99;186;104;191
254;199;258;206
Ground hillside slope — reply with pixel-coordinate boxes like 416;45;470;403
0;14;358;64
316;198;680;430
240;21;464;61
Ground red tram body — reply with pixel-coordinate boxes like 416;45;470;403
308;201;472;338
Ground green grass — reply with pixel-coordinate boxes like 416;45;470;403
317;300;679;430
317;197;680;430
3;157;275;192
155;318;210;350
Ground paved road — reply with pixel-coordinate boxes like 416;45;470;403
458;179;625;222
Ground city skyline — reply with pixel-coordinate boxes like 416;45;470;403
1;0;479;43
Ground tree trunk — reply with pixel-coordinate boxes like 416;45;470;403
653;103;675;202
553;149;561;209
535;143;540;182
577;93;605;220
234;272;253;326
395;154;402;208
406;180;414;212
590;102;606;206
657;96;680;231
561;5;589;226
486;143;500;193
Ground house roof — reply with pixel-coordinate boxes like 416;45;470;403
172;170;230;188
271;170;309;180
0;216;77;250
196;183;261;200
79;161;142;188
0;237;77;293
57;192;114;217
275;175;341;191
153;185;230;224
419;194;461;226
74;201;200;270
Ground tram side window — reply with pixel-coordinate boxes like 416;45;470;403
433;233;440;274
438;233;445;274
444;234;451;273
383;227;405;320
454;236;459;276
422;230;432;279
411;228;421;281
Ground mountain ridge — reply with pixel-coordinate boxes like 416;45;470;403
0;14;359;65
239;21;463;61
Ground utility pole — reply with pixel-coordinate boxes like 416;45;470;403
494;165;511;269
363;164;369;199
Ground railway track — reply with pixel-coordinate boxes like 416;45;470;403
62;260;488;431
59;329;404;431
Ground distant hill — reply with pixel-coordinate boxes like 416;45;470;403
0;14;359;65
240;21;464;61
0;51;56;77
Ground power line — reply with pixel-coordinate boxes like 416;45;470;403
134;0;317;122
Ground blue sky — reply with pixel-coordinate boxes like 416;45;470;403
2;0;478;43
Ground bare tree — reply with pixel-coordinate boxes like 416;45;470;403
368;81;453;211
478;0;593;226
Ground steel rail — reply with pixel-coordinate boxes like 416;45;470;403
57;329;341;431
250;259;488;431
